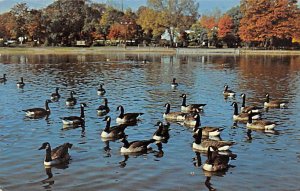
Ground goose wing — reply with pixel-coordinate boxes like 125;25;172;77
23;108;47;115
124;113;144;120
62;116;82;121
51;143;72;160
129;139;155;148
202;127;224;133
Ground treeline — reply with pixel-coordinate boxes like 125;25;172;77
0;0;299;48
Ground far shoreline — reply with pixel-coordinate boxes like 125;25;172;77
1;46;300;56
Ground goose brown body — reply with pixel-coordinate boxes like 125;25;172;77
39;142;73;166
23;100;52;118
116;105;143;124
180;94;206;112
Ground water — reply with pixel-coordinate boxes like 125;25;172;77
0;53;300;191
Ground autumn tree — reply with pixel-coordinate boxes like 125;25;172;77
10;3;29;41
199;10;221;46
0;12;17;39
239;0;300;47
100;6;124;40
218;14;235;47
226;6;242;46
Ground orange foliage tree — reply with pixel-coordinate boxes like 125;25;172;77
239;0;300;47
218;14;235;47
199;13;220;46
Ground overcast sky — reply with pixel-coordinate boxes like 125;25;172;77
0;0;241;14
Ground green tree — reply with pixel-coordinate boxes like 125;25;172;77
146;0;199;46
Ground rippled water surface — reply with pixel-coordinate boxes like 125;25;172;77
0;53;300;191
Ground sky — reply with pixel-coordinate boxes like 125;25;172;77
0;0;241;14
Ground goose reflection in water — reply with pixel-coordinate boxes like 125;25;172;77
193;151;202;167
41;164;69;189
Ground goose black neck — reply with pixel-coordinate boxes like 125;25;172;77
155;125;163;136
233;103;238;115
248;113;253;123
56;88;59;94
224;86;228;91
242;95;246;107
165;104;170;114
80;105;85;119
45;101;50;113
70;92;74;98
207;147;213;164
265;95;270;103
45;146;52;162
195;115;200;127
20;77;24;83
122;139;130;148
104;99;108;107
194;130;202;144
181;96;187;106
119;106;124;118
104;118;111;132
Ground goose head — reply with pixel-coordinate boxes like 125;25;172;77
103;116;111;122
80;103;87;107
39;142;51;150
180;94;187;98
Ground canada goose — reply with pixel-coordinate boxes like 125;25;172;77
180;94;206;112
120;136;155;153
96;98;110;116
97;84;106;96
66;91;77;106
223;85;236;97
39;142;72;166
163;103;186;121
231;102;261;122
264;93;288;108
193;125;224;137
0;74;7;83
182;113;200;128
240;93;263;113
193;128;234;151
23;100;52;118
153;121;170;141
62;103;87;126
51;87;60;101
116;105;143;124
202;146;235;172
171;78;178;88
16;77;25;88
101;116;128;139
246;111;276;130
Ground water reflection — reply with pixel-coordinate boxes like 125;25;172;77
1;53;300;190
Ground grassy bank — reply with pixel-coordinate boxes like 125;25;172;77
0;46;300;55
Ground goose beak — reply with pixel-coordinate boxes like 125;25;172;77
38;146;44;150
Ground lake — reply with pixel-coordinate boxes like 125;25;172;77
0;52;300;191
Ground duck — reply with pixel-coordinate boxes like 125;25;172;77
0;74;7;83
246;111;276;130
240;93;263;113
264;93;288;108
231;102;261;122
39;142;72;166
96;98;110;116
23;100;52;118
192;128;234;151
180;94;206;112
51;87;61;101
101;116;128;139
66;91;77;106
163;103;186;121
116;105;143;124
16;77;25;88
223;85;236;97
202;146;235;172
97;84;106;96
171;78;178;88
62;103;87;126
120;136;155;153
153;121;170;141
